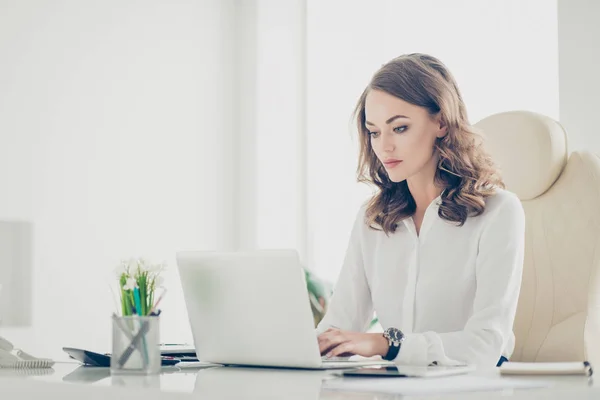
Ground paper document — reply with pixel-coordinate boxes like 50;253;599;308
500;362;593;376
176;361;222;369
323;375;552;395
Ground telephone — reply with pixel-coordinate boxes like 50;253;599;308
0;335;54;368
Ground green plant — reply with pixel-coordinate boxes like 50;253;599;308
304;268;333;327
304;268;379;329
115;258;165;316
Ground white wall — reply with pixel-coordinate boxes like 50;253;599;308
558;0;600;153
306;0;559;282
0;0;237;357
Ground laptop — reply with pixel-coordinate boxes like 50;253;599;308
176;249;394;370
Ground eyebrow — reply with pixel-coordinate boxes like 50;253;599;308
365;115;410;126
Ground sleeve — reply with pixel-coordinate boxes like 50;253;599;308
394;194;526;367
315;207;374;335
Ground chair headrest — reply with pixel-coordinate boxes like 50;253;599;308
474;111;568;201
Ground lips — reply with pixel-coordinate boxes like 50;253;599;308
383;159;403;167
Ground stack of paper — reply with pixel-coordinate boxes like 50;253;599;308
176;361;221;369
499;362;593;376
323;375;552;396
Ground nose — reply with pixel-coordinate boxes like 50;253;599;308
380;131;395;152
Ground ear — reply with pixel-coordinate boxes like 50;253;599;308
436;115;448;138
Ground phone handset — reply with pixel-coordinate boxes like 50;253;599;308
0;335;54;368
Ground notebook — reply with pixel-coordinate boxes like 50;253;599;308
499;361;593;376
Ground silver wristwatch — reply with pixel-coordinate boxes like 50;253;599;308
382;327;405;361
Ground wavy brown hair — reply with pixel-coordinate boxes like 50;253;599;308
355;53;504;234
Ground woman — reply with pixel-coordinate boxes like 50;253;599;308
316;53;525;368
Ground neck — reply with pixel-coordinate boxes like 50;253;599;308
408;181;443;212
407;155;443;212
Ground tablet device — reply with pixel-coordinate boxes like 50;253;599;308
340;365;475;378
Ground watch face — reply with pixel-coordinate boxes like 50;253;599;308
386;328;403;342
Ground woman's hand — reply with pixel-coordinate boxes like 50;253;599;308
317;328;389;358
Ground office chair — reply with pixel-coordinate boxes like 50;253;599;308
475;111;600;364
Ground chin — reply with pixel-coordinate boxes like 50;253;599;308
387;173;408;183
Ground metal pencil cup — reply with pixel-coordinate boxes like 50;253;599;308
111;315;160;375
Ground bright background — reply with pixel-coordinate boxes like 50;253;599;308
0;0;596;358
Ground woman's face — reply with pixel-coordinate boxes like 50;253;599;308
364;90;446;183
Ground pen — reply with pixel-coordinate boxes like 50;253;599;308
133;288;149;365
133;289;142;317
149;289;167;315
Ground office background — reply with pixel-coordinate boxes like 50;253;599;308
0;0;596;359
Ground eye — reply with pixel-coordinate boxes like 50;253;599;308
368;131;380;138
393;126;408;133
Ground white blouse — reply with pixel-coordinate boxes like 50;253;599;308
316;188;525;367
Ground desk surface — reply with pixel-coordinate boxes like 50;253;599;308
0;362;598;399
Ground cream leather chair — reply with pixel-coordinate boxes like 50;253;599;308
475;111;600;364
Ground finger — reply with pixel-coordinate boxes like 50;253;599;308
319;333;347;355
318;327;343;343
328;342;355;358
318;329;342;342
318;332;339;347
320;337;345;355
321;341;349;356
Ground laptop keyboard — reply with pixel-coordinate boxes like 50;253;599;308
321;356;352;363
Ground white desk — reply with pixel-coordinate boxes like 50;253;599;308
0;362;598;399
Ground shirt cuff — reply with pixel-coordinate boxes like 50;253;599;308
393;333;429;366
394;332;465;366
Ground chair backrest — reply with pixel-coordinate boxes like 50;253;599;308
475;111;600;364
